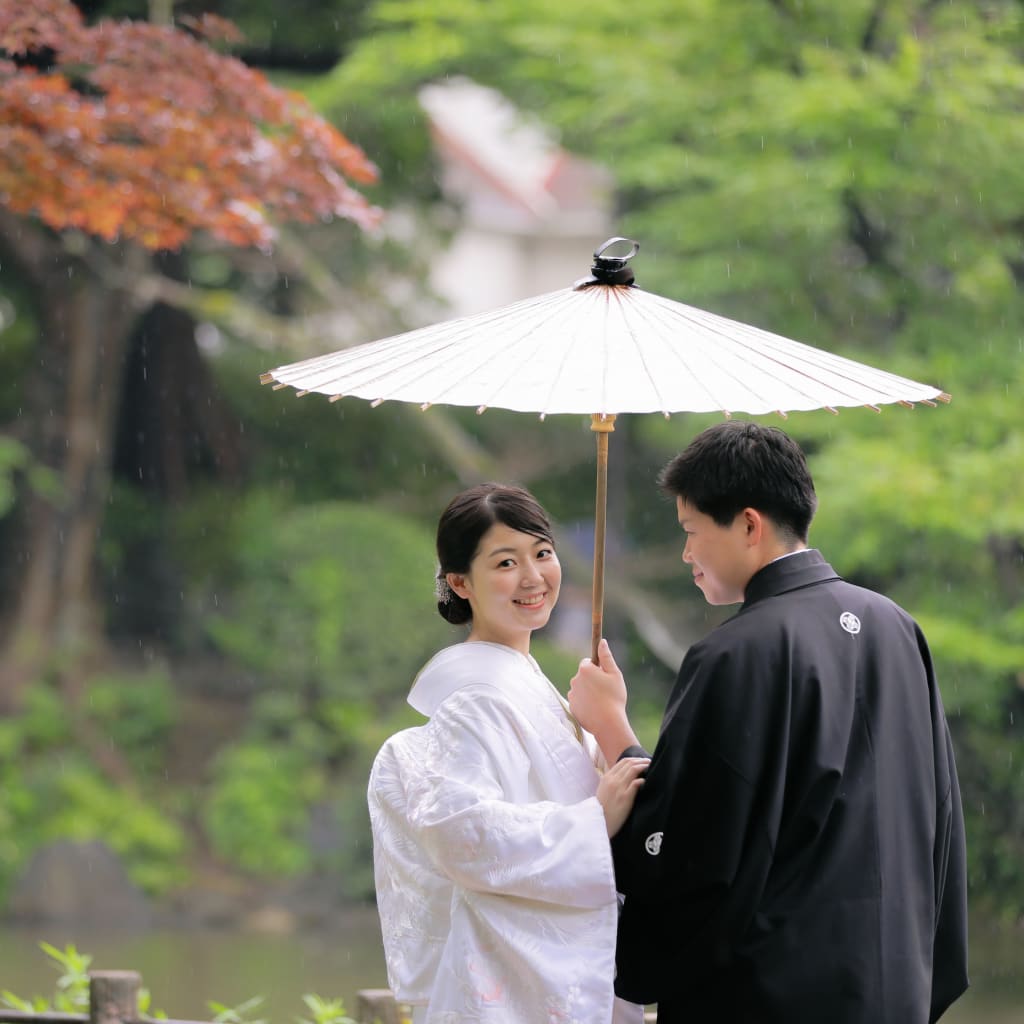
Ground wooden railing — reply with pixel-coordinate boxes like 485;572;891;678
0;972;654;1024
0;972;395;1024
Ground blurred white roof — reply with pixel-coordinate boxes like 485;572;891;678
419;78;612;234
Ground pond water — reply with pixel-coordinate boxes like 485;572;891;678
0;906;1020;1023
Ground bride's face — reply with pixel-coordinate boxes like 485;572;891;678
448;522;561;652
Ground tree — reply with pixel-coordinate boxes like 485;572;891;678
0;0;378;711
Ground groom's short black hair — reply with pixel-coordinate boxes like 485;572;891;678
658;421;818;542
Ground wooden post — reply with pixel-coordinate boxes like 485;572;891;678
88;972;139;1024
355;989;402;1024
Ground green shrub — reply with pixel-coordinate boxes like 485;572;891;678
38;762;188;894
203;743;325;876
205;494;452;703
85;669;178;774
0;677;186;903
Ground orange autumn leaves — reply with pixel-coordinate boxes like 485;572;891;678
0;0;380;250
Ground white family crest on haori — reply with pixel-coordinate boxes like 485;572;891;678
644;831;664;856
368;641;644;1024
840;611;862;635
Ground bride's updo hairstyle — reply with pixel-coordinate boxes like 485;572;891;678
435;483;554;626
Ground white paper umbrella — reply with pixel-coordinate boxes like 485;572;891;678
262;238;949;658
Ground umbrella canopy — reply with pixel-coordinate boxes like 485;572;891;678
264;241;947;417
262;238;949;658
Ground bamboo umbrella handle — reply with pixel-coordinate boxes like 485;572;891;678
590;414;616;663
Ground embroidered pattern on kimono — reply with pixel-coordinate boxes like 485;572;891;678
369;642;642;1024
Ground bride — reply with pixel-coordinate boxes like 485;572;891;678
369;482;647;1023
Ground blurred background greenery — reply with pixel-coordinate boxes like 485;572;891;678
0;0;1021;1016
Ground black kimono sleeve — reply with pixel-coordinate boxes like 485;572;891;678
610;637;788;1005
921;625;969;1022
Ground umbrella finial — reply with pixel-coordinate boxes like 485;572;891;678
574;237;639;290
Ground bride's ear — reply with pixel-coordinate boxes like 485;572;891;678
447;572;471;600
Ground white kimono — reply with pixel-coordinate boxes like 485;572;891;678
369;641;644;1024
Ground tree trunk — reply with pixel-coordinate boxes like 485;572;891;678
0;245;142;712
114;251;245;503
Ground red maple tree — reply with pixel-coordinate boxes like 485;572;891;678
0;0;379;248
0;0;380;712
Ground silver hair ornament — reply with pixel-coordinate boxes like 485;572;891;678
435;572;454;604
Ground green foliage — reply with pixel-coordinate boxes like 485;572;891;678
1;942;91;1014
298;993;357;1024
84;670;179;774
35;942;91;1012
205;493;451;702
0;437;62;517
203;742;325;876
215;0;373;62
177;487;457;884
0;270;39;422
328;783;376;901
210;346;457;507
0;992;47;1013
0;439;30;518
202;682;425;893
530;637;584;694
0;677;187;901
0;942;159;1017
37;764;187;894
957;715;1024;922
98;483;180;642
209;995;267;1024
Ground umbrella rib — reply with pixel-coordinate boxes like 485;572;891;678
605;289;684;413
468;292;589;414
649;298;840;408
614;290;736;411
406;289;591;411
271;290;573;403
646;292;939;408
706;313;921;395
720;326;929;404
429;291;589;411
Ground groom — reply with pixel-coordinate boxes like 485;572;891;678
569;421;968;1024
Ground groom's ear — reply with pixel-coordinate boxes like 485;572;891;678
741;507;765;545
